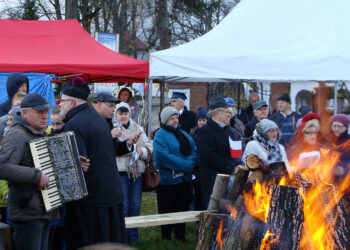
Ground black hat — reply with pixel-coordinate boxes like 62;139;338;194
94;92;120;103
62;77;90;100
253;100;268;111
277;93;291;103
208;98;230;110
171;92;187;100
21;93;54;110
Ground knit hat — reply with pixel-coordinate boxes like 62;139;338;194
196;107;207;121
160;106;179;124
277;93;291;103
116;102;131;113
330;114;350;128
302;112;321;123
62;77;90;100
256;119;278;135
224;97;236;107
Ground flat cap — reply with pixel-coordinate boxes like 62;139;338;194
21;93;54;110
253;100;268;111
94;92;120;103
208;98;230;110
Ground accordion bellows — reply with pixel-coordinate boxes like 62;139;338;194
29;132;88;212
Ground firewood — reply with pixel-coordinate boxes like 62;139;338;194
196;212;234;250
222;210;266;250
207;174;230;212
264;185;304;250
226;167;249;202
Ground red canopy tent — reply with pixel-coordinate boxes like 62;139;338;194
0;19;149;82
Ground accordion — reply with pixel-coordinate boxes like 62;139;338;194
28;131;88;212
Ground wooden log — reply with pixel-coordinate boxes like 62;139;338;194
264;185;304;250
226;168;249;202
196;212;234;250
207;174;230;212
222;210;266;250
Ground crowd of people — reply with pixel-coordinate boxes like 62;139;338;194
0;73;349;249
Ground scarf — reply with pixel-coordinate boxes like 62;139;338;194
254;134;282;164
161;124;192;156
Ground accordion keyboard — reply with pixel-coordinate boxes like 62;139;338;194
30;140;62;212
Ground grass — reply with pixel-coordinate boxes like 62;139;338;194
133;192;197;250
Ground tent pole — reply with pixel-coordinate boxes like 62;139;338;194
237;81;241;114
334;81;339;114
147;79;153;138
160;80;165;111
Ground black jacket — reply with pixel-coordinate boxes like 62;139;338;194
179;106;196;134
63;103;128;207
239;105;254;125
244;116;260;139
269;111;301;131
0;74;29;116
196;118;242;206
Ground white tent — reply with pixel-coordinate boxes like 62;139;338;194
150;0;350;82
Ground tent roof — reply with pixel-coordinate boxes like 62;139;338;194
0;19;149;82
150;0;350;82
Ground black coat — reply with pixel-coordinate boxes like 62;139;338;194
239;105;254;125
244;116;260;139
63;103;129;207
196;119;242;206
179;106;196;134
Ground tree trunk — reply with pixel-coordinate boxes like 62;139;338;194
222;210;266;250
196;212;234;250
65;0;78;19
157;0;170;50
264;185;304;250
207;174;230;212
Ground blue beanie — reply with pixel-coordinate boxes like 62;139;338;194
224;97;236;106
196;107;207;121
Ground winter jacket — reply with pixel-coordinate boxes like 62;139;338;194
153;126;197;186
242;140;289;166
244;116;260;139
0;73;29;116
0;112;49;221
63;103;129;207
179;106;196;134
269;111;301;146
128;99;141;123
115;119;153;175
239;104;254;125
196;118;243;205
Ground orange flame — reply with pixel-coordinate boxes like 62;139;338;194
226;204;238;220
288;144;350;249
259;230;280;250
215;220;224;250
244;180;270;222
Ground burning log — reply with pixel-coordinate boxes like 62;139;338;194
226;167;249;202
222;210;266;250
263;185;304;250
207;174;230;212
196;212;234;250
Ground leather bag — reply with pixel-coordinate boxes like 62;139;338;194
142;147;161;191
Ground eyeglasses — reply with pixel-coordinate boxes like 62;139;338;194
103;103;116;108
59;99;72;103
304;131;318;135
331;124;346;130
218;109;233;116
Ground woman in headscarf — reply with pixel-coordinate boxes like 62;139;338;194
114;102;152;244
242;119;289;166
153;106;197;241
113;87;141;123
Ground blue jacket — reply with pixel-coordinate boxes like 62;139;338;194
153;126;197;186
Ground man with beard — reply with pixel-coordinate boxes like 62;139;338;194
59;77;139;249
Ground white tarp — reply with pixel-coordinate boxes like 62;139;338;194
150;0;350;82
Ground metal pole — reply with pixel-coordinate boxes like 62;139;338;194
334;81;339;114
147;79;153;138
160;80;165;111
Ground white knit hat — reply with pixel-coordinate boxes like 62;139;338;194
160;106;179;124
115;102;131;113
